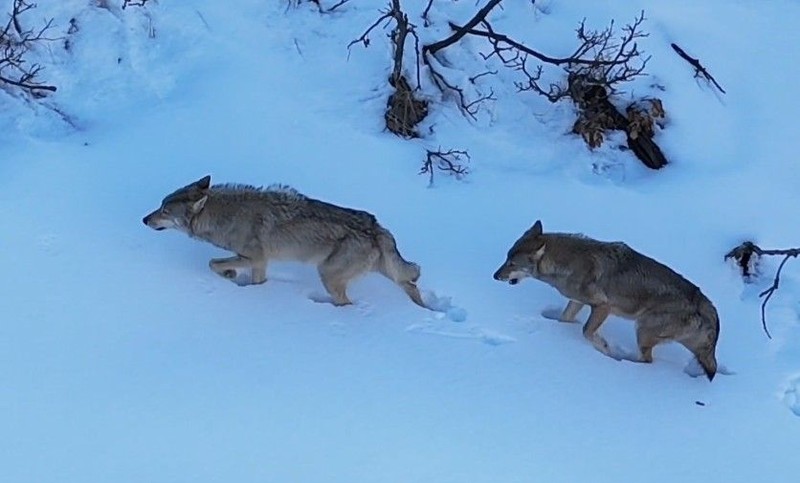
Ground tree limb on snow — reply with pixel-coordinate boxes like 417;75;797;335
725;241;800;339
671;43;725;94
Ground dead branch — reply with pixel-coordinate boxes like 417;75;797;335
424;0;502;55
347;10;393;50
422;0;435;27
422;0;502;54
351;0;428;137
419;1;504;119
469;69;497;83
420;0;500;117
467;11;663;168
122;0;150;9
418;0;503;117
725;242;800;339
0;0;58;94
298;0;352;14
422;6;661;167
420;147;470;184
466;12;650;102
671;43;725;94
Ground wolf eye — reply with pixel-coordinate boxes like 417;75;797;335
161;206;172;215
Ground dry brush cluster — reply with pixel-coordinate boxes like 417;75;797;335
340;0;677;171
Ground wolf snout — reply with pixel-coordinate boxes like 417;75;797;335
493;267;513;283
492;269;504;281
142;213;165;230
493;266;520;285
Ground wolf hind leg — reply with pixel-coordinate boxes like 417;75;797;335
317;243;376;306
318;274;353;306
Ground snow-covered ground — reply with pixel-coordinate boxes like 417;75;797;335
2;0;799;481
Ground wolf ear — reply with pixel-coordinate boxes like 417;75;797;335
194;175;211;190
525;220;543;237
526;243;546;262
191;195;208;213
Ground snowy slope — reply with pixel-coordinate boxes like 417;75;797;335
1;0;799;482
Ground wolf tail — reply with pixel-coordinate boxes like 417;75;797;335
375;228;426;308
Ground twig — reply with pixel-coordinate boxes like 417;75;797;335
420;148;470;184
469;69;498;83
422;0;435;27
671;43;725;94
347;10;393;50
326;0;352;13
423;0;502;55
122;0;150;9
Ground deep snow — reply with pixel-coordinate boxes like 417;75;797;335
1;0;799;482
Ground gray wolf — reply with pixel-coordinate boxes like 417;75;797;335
493;220;720;381
143;175;426;308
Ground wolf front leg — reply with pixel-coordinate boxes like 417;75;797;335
583;305;614;357
635;324;663;363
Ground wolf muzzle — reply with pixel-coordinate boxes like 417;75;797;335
142;213;165;231
493;267;519;285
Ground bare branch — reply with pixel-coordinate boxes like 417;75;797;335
419;2;507;120
671;43;726;94
326;0;352;13
122;0;150;9
0;0;58;94
422;0;435;27
347;10;393;50
423;0;503;55
468;69;497;84
420;147;470;184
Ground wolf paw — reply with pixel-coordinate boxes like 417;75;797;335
308;291;352;306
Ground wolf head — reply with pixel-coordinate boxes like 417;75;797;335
493;219;547;285
142;175;211;233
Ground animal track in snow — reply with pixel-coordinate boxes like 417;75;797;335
306;291;374;316
782;375;800;417
37;234;61;256
405;318;516;346
408;291;513;345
